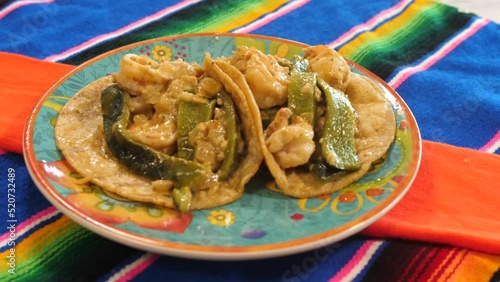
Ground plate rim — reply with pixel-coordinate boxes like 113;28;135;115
23;32;422;260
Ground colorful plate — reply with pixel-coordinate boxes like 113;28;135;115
24;33;421;260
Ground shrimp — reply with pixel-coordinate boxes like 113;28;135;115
115;55;206;154
158;58;202;81
303;45;350;91
113;54;170;104
128;112;178;155
230;46;289;109
114;55;202;104
265;107;293;138
265;108;316;169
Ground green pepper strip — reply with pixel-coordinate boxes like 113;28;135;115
101;85;208;212
172;186;192;214
288;58;317;126
289;61;348;180
217;91;239;180
177;98;216;160
317;78;360;171
291;55;308;72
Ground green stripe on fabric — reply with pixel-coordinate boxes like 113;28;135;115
62;0;279;65
345;3;474;80
6;222;136;282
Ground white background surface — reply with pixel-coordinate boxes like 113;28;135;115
440;0;499;22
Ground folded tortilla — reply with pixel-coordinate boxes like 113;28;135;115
214;54;396;198
55;55;263;210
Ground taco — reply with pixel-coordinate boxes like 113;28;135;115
212;45;396;198
55;53;263;212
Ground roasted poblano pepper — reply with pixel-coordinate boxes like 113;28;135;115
217;91;239;180
317;78;360;171
101;85;208;212
308;162;350;181
287;56;358;177
176;90;238;180
288;57;316;126
177;98;216;160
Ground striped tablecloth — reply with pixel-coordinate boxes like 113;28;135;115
1;0;499;281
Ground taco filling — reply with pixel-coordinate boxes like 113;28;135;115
55;43;396;210
212;45;396;198
55;53;263;212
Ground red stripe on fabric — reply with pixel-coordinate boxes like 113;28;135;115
408;247;439;282
444;250;469;281
396;246;429;282
417;247;455;282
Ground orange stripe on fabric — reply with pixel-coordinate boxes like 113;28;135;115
0;216;77;272
446;251;500;281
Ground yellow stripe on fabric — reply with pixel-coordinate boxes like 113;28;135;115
446;251;500;281
208;0;291;32
338;0;435;59
0;216;78;272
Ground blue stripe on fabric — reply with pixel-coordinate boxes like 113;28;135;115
96;250;149;282
0;0;188;59
0;153;54;225
385;16;481;84
252;0;402;46
395;21;500;150
132;238;367;282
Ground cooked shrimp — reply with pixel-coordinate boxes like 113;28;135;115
265;108;315;169
128;113;178;155
265;107;293;137
158;58;202;80
266;123;315;169
113;54;170;104
230;46;289;109
115;55;202;104
162;75;198;101
304;45;350;91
